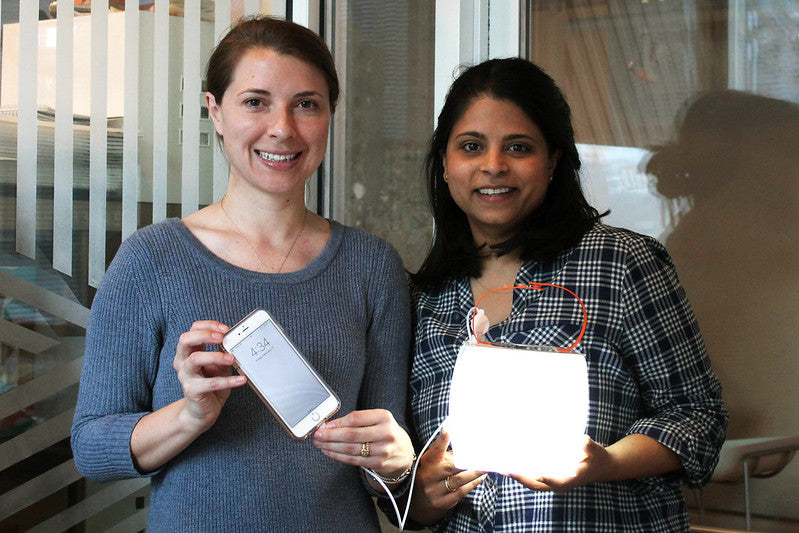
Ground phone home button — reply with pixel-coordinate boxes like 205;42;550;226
311;411;320;421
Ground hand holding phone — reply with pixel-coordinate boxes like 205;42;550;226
175;320;247;421
221;309;340;440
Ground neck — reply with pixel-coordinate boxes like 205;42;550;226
472;251;523;291
221;190;308;239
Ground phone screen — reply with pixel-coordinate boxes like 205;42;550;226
233;319;330;427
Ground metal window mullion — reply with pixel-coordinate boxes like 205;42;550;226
291;0;323;214
327;0;345;221
488;0;522;59
728;0;746;90
472;0;489;61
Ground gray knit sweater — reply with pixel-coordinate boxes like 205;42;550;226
71;218;411;532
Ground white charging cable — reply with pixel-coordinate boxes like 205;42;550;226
361;420;446;531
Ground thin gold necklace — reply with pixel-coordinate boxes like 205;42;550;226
219;195;308;273
471;258;523;294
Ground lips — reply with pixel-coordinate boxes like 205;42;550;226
256;150;300;162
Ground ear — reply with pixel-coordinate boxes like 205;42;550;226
206;92;224;135
548;149;562;175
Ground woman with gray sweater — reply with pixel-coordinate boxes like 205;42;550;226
71;16;413;532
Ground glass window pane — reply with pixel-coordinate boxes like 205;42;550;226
528;1;799;527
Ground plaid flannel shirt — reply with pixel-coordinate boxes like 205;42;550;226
410;224;727;532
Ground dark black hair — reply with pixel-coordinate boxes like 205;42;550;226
206;15;339;110
411;58;603;288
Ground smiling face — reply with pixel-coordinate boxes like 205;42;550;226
206;47;332;198
442;96;561;246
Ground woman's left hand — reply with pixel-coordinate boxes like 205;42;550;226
510;436;608;491
313;409;415;483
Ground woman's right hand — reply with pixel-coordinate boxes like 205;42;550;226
130;320;246;473
174;320;247;432
409;429;486;526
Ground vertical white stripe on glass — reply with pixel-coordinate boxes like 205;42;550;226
16;2;38;259
122;0;140;240
244;0;261;16
152;0;170;222
89;2;109;287
182;2;201;217
271;0;287;20
212;0;232;202
53;0;75;275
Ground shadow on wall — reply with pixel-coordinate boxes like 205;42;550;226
645;90;799;516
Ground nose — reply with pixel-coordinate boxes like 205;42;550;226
268;107;297;141
480;148;508;176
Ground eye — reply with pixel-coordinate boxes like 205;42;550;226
297;99;318;110
461;141;481;152
244;98;263;108
507;143;530;153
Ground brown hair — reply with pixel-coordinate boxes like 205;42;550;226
206;15;339;111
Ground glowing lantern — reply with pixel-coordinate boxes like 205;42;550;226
446;283;590;478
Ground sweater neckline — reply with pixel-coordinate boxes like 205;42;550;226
165;217;344;284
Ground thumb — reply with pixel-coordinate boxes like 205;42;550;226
426;429;452;458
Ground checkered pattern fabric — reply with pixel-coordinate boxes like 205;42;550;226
410;224;728;532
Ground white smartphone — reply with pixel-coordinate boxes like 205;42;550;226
221;308;340;440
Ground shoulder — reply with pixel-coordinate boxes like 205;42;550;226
573;223;672;267
410;276;461;312
117;218;186;257
104;219;188;280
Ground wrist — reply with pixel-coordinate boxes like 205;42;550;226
372;453;417;484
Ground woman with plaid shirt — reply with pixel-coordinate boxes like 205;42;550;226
406;58;727;532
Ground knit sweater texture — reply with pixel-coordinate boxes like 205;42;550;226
71;218;411;532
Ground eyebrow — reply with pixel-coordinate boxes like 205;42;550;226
237;89;324;99
453;131;535;142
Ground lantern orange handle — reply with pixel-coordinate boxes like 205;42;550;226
471;282;588;353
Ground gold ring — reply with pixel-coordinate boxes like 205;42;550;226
444;476;457;493
360;442;371;457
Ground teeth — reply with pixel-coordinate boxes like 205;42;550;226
478;187;512;195
257;151;299;162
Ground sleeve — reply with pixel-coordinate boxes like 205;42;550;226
357;238;412;427
619;236;728;488
70;236;164;482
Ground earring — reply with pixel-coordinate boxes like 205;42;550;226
443;171;448;182
549;174;554;183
